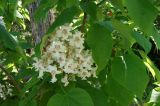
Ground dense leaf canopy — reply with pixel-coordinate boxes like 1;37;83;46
0;0;160;106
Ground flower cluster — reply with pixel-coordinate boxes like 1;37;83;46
0;82;13;100
33;25;97;86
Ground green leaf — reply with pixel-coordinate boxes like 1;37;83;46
47;94;64;106
47;6;81;34
112;19;135;48
123;0;158;36
22;0;36;6
0;25;17;50
85;88;108;106
21;74;40;96
4;51;21;64
132;32;151;53
110;0;123;10
34;43;41;58
87;23;112;73
105;75;134;106
19;86;39;106
105;53;149;105
106;98;123;106
56;0;67;11
66;0;79;8
27;100;37;106
0;98;19;106
80;1;97;22
38;85;54;106
34;0;58;22
151;28;160;49
0;25;26;60
98;67;108;85
76;80;108;106
47;88;94;106
113;54;149;97
19;41;32;49
6;0;18;21
140;51;160;81
112;19;152;53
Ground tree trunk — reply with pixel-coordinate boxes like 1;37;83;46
28;0;54;44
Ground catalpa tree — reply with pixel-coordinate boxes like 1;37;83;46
0;0;160;106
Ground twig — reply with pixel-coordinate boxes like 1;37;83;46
81;12;87;33
0;65;21;93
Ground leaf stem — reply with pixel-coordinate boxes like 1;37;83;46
81;12;87;33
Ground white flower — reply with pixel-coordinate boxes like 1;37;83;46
50;71;58;83
33;59;44;71
58;55;66;68
33;24;97;86
53;41;66;52
48;41;65;52
70;31;84;48
0;82;13;100
63;59;78;74
52;52;61;60
56;25;72;40
91;66;98;78
61;75;69;86
41;55;52;66
79;70;91;80
38;69;44;78
64;65;75;74
50;76;57;83
46;65;57;72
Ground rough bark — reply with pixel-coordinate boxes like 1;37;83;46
28;0;54;45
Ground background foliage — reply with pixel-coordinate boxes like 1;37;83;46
0;0;160;106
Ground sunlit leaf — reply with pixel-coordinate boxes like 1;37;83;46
87;23;112;73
